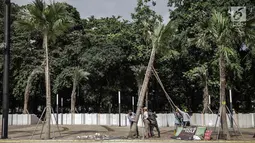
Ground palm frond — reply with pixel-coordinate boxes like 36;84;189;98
73;68;90;83
32;0;45;13
183;63;208;82
149;22;165;48
29;0;47;27
78;69;90;80
18;0;73;38
218;45;235;64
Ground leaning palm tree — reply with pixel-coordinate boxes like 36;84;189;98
17;0;72;139
71;68;89;123
128;22;165;138
23;65;44;114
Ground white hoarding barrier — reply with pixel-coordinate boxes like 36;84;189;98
1;113;255;128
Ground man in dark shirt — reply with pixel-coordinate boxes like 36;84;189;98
148;110;160;138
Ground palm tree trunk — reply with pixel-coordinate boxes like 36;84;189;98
23;73;33;114
137;80;142;96
23;67;43;114
203;80;209;113
44;33;51;139
71;79;77;124
23;70;36;114
145;89;148;108
128;44;156;138
219;53;230;139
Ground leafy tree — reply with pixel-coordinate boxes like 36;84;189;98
130;65;146;96
78;16;136;113
167;0;255;113
51;29;87;113
17;0;73;138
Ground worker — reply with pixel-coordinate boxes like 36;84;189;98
143;107;151;138
127;110;139;137
176;108;190;127
127;110;135;128
174;109;182;133
148;110;160;138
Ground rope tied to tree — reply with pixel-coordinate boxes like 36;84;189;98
151;66;177;110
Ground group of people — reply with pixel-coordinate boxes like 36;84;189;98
127;107;191;138
127;107;160;138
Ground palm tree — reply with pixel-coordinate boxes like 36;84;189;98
71;68;89;123
23;65;44;114
210;10;240;139
197;10;245;139
18;0;72;139
183;64;210;113
128;22;165;138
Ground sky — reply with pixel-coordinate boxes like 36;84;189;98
12;0;171;24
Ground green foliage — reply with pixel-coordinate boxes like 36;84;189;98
184;64;208;83
16;0;73;39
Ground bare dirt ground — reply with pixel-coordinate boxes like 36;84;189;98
0;124;254;141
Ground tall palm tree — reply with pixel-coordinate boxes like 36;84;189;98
197;10;245;139
18;0;72;139
128;22;165;138
210;10;241;139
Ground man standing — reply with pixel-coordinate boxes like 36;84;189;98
174;109;182;134
148;110;160;138
143;107;150;138
127;110;135;128
127;110;139;137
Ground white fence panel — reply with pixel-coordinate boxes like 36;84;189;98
112;114;118;126
99;114;107;125
91;114;97;125
75;114;82;125
167;113;175;127
85;114;92;124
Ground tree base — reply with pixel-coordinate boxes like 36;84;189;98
127;130;139;139
217;132;228;140
31;106;61;139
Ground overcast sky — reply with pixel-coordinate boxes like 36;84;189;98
12;0;171;24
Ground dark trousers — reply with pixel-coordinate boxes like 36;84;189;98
150;121;160;137
182;121;190;127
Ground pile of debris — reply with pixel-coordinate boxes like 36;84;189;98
77;133;110;140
